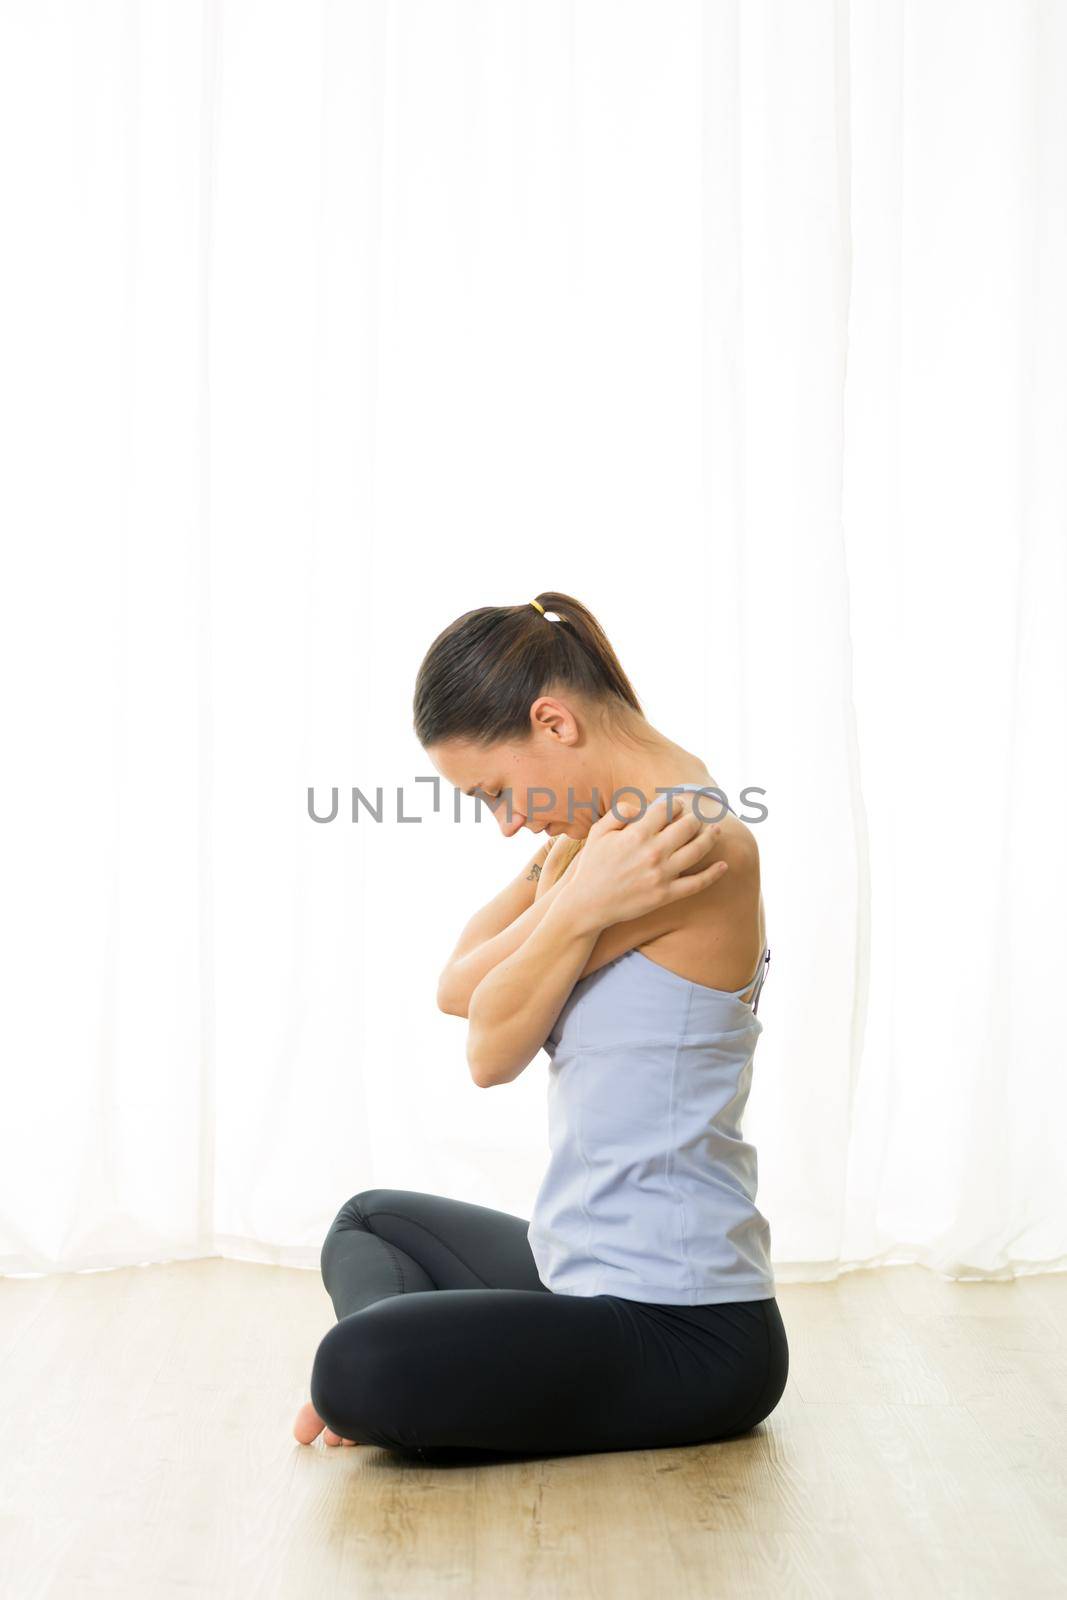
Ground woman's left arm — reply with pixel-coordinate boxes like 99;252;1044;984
465;878;602;1088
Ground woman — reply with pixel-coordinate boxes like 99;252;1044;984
293;592;788;1459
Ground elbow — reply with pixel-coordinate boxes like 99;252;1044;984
466;1029;519;1089
464;991;532;1086
467;1045;504;1088
468;1054;529;1089
469;1069;515;1089
437;969;469;1017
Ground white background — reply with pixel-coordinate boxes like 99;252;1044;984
1;0;1064;1282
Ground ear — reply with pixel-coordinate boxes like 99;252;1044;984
528;694;581;745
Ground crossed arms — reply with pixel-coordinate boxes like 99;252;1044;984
438;800;730;1088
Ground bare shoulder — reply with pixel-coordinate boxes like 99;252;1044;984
573;792;766;989
654;786;760;875
672;795;761;923
619;793;765;991
707;803;761;878
651;798;765;988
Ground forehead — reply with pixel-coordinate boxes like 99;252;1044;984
426;738;503;792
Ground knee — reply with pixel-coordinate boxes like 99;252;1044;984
308;1321;361;1436
309;1309;415;1451
329;1188;407;1233
319;1188;391;1276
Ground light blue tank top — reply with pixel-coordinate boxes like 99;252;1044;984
527;786;775;1305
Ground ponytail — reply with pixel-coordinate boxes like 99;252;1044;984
413;591;642;748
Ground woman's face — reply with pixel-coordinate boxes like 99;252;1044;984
426;702;605;840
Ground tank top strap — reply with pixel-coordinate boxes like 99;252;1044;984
727;943;771;1009
669;782;735;817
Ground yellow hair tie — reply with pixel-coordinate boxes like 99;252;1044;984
529;599;546;614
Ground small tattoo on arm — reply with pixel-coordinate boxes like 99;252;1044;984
526;862;542;882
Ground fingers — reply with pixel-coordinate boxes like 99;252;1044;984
638;792;691;835
647;790;727;842
594;790;726;839
663;823;723;876
602;792;694;841
588;800;637;835
667;859;730;898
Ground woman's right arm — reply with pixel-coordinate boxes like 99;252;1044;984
437;840;570;1016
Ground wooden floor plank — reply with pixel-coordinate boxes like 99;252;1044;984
1;1262;1064;1598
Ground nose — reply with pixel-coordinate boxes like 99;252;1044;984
496;809;527;839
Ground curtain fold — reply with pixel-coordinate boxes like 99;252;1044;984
1;0;1063;1281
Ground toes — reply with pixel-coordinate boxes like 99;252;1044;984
292;1400;326;1446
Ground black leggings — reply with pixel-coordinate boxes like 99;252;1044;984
310;1188;789;1461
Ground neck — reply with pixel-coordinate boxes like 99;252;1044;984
593;720;715;818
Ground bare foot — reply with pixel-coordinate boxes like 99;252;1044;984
292;1399;360;1447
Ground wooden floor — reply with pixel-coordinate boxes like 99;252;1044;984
1;1260;1064;1598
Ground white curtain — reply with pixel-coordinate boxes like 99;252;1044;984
2;0;1064;1282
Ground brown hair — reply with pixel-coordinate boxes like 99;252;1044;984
413;591;642;748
